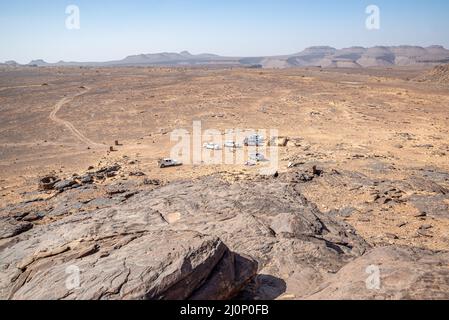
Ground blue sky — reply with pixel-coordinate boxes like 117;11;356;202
1;0;448;63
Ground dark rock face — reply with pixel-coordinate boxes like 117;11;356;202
0;218;33;240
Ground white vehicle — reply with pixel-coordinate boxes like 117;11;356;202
158;158;182;168
249;153;266;162
244;134;265;147
248;134;263;139
203;142;222;150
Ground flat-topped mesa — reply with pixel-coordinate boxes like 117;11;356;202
10;45;448;68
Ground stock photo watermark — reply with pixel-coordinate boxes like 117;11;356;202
365;265;381;290
65;265;81;290
366;5;380;30
65;5;81;30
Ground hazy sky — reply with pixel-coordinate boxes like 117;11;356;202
1;0;449;63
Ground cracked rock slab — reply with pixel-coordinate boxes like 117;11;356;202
6;230;256;300
0;174;368;300
308;246;449;300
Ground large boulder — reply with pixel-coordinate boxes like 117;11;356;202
86;175;370;299
309;246;449;300
4;230;256;300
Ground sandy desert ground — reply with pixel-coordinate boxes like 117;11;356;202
1;65;448;299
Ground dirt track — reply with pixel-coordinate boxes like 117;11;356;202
48;86;105;148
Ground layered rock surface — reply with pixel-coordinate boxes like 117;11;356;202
1;168;448;300
310;246;449;300
6;230;256;300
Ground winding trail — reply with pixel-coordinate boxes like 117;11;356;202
49;87;105;148
0;84;44;91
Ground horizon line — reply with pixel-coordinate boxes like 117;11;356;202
3;44;448;65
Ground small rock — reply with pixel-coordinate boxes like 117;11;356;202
54;180;77;191
385;233;399;240
143;179;161;186
287;161;305;168
38;176;59;191
106;185;128;195
414;212;427;218
129;171;146;177
22;212;46;222
80;175;94;184
339;207;356;218
97;164;121;175
417;229;433;238
312;166;323;177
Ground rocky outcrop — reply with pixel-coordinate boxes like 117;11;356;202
0;172;369;300
416;64;449;84
309;246;449;300
1;169;448;300
6;230;256;300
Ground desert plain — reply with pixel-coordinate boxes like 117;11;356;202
1;65;449;299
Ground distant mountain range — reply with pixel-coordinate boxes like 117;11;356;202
2;46;449;69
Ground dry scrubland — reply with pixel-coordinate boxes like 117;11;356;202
0;66;448;299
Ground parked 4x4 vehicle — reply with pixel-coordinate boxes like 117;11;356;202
244;134;264;147
158;158;182;168
203;142;222;150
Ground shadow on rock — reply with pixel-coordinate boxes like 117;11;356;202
237;274;287;300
